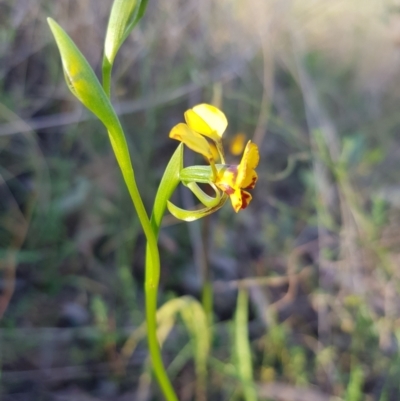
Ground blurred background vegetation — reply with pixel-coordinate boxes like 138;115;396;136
2;0;400;400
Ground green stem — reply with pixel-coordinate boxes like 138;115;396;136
101;69;178;399
144;144;183;400
108;131;175;399
200;216;213;331
116;156;176;400
111;137;177;401
145;284;178;400
102;56;112;99
143;216;177;401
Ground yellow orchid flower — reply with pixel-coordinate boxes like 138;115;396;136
169;104;259;215
215;140;259;213
170;103;227;166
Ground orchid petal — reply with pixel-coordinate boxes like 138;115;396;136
170;123;213;162
185;104;227;141
237;141;260;187
186;181;221;208
167;194;228;222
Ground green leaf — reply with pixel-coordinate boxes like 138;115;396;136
345;363;364;401
122;296;209;364
179;298;210;401
234;288;257;401
47;18;119;131
145;143;183;287
48;17;133;186
150;143;184;236
47;18;135;198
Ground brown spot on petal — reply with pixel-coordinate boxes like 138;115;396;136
240;191;252;210
244;175;257;190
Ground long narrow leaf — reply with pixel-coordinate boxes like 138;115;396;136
48;18;119;131
234;288;257;401
180;298;210;401
150;144;183;235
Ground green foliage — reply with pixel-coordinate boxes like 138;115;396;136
47;19;118;129
233;289;257;401
345;364;364;401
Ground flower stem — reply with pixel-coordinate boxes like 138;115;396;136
101;61;180;399
111;133;177;401
145;258;179;401
102;57;112;99
144;144;183;400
